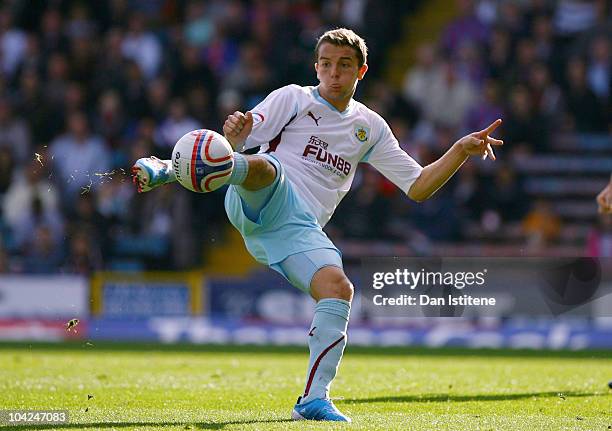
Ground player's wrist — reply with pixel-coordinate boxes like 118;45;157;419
454;140;471;158
225;135;245;151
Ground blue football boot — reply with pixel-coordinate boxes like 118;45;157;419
131;156;175;193
291;397;351;422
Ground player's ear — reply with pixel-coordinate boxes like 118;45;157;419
357;64;368;80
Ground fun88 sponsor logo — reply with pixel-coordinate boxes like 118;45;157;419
302;135;351;176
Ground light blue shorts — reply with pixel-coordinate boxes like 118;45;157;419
271;248;343;293
224;154;342;293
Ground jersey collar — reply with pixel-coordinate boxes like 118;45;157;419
313;87;354;116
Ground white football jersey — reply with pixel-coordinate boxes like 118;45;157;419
243;84;423;227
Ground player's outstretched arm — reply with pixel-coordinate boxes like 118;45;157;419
223;111;253;150
597;174;612;214
408;119;503;202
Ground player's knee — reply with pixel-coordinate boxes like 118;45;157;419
312;270;353;301
242;156;277;191
333;276;354;301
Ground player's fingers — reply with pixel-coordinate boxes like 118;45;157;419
243;112;254;133
228;115;242;126
223;123;234;136
233;111;246;125
476;119;502;138
597;193;605;206
484;118;503;134
486;143;496;160
225;119;244;135
223;120;238;132
479;140;487;160
487;136;504;146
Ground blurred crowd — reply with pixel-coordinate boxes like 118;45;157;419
0;0;610;274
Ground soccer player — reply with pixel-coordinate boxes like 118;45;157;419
132;28;503;422
597;175;612;214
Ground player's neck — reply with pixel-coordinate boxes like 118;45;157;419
317;86;353;113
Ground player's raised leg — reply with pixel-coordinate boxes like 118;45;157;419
292;265;353;422
131;151;275;193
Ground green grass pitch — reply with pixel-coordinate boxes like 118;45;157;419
0;342;610;430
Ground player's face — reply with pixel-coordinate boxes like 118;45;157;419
315;43;368;109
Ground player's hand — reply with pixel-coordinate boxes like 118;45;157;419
597;180;612;214
223;111;253;150
457;119;504;161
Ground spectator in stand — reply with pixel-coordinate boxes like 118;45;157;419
527;62;563;121
0;147;12;196
49;111;111;203
93;28;127;97
442;0;489;54
464;78;504;134
522;199;562;248
0;6;27;78
509;37;539;86
68;193;111;258
174;43;218;101
586;35;611;102
564;56;607;132
0;98;30;164
182;0;215;48
453;40;486;86
503;84;549;153
423;60;477;129
121;11;161;80
43;53;70;109
0;245;8;272
14;68;59;144
94;89;126;149
531;14;555;63
402;42;441;111
485;28;512;80
63;230;103;274
486;163;528;223
38;8;68;54
22;225;64;273
154;98;200;159
554;0;599;36
2;158;63;249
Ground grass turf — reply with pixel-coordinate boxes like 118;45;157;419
0;342;610;430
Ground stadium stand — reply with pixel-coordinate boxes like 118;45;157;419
0;0;610;274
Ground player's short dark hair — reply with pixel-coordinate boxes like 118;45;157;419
315;28;368;68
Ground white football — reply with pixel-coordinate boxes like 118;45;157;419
172;129;234;193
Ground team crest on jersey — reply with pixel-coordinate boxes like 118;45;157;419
354;124;370;142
